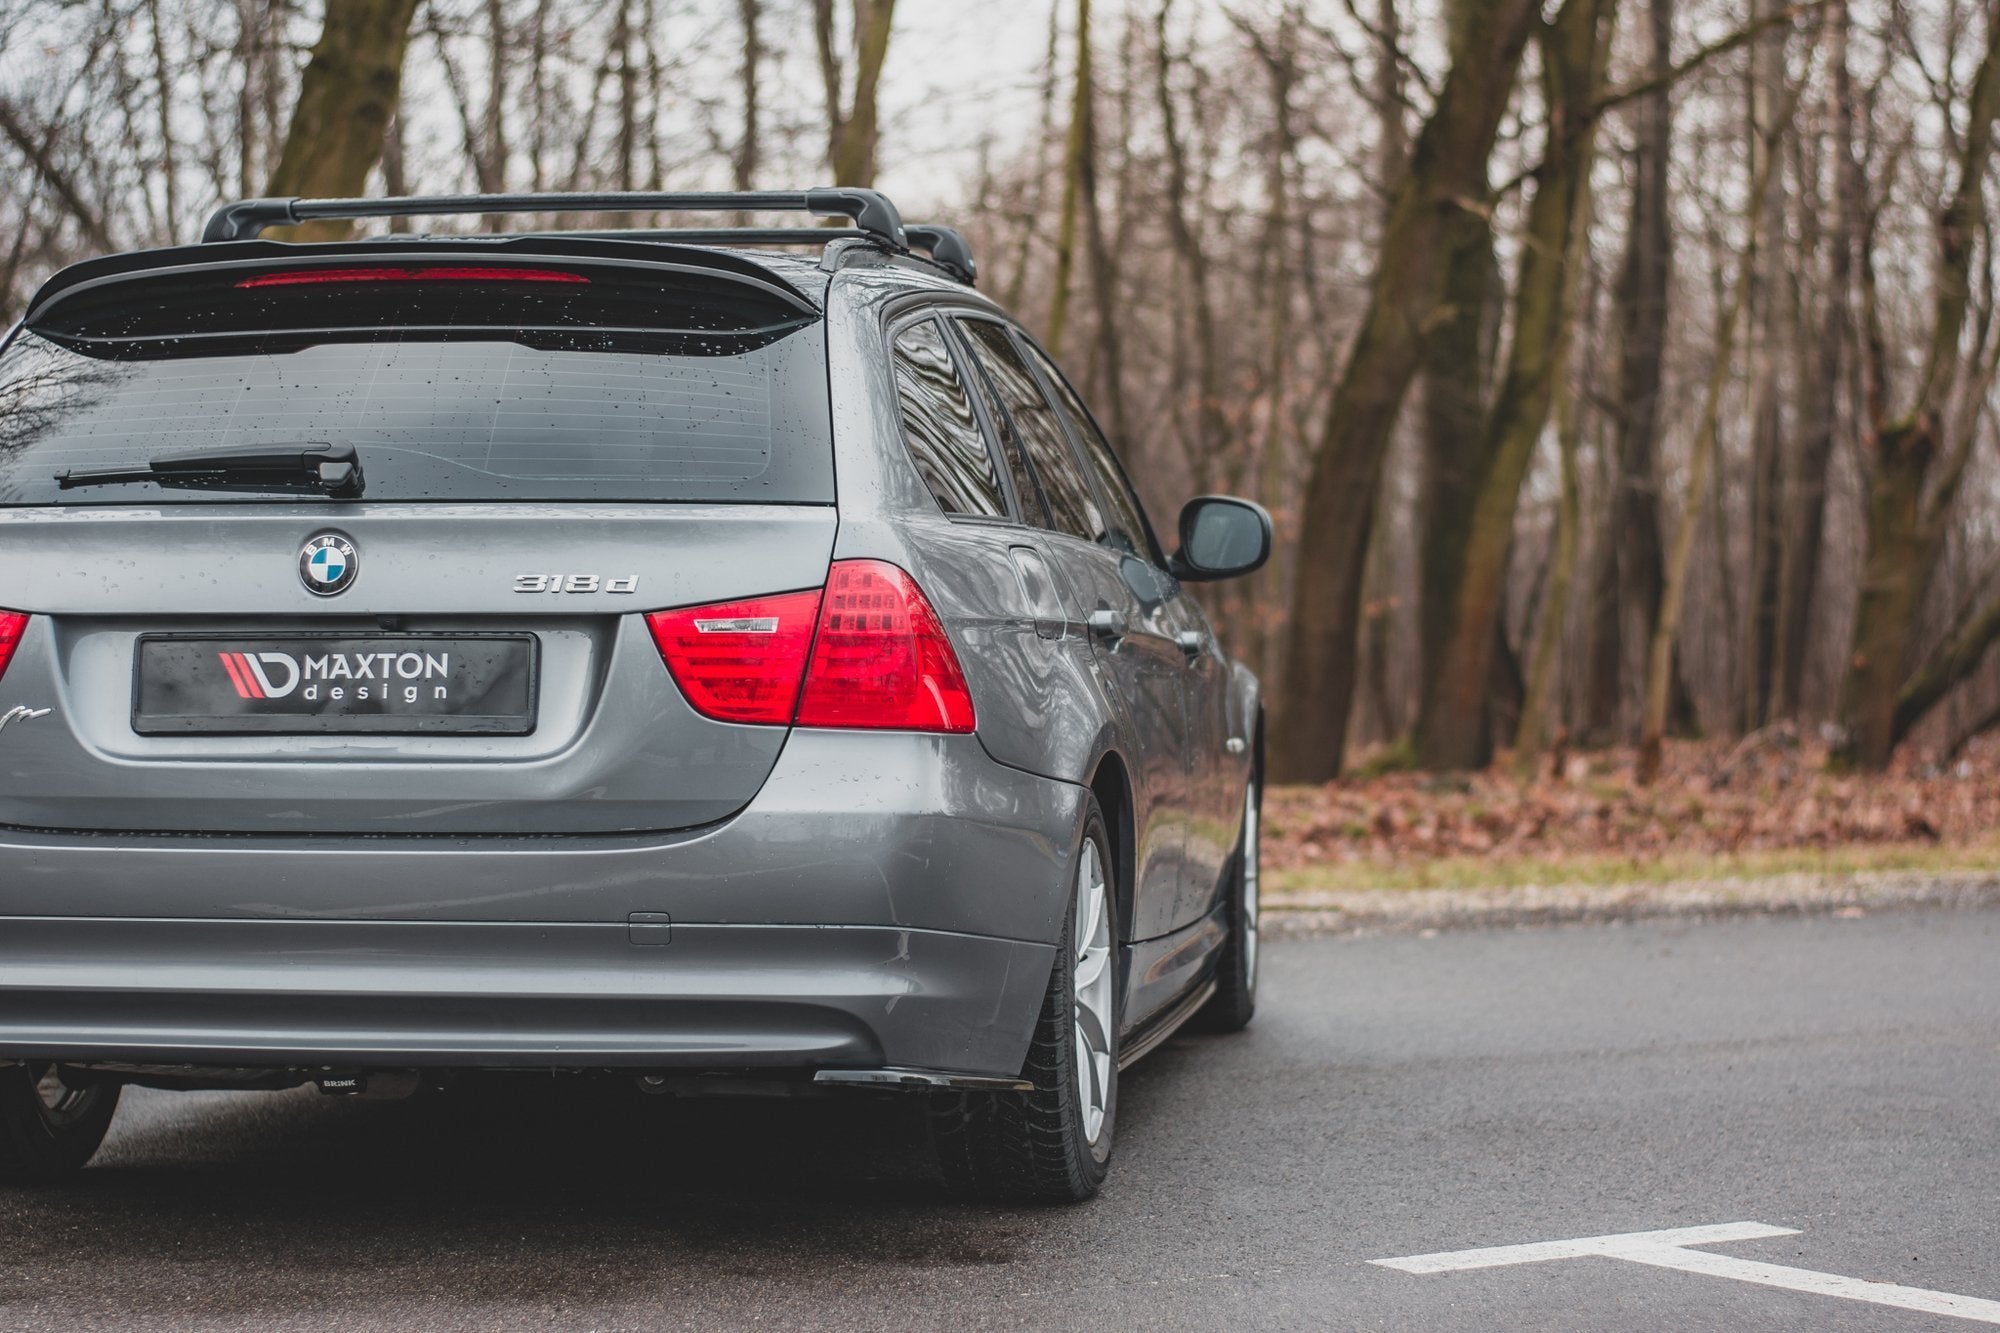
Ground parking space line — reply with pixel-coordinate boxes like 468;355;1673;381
1373;1222;2000;1325
1372;1222;1799;1273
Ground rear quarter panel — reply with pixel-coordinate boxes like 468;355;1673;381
821;266;1177;947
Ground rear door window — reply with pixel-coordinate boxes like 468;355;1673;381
948;321;1049;527
958;317;1104;542
888;317;1007;518
0;253;834;507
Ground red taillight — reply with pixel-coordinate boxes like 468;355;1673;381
645;562;976;733
795;561;976;734
234;266;590;289
645;589;822;724
0;611;27;682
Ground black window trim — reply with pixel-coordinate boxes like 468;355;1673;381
884;306;1022;526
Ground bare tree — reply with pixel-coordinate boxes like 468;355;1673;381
1836;1;2000;767
1271;0;1542;782
263;0;423;239
735;0;762;191
812;0;896;187
1413;0;1618;770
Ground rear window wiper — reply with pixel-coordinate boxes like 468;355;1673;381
55;442;364;498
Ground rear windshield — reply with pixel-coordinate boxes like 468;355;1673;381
0;260;834;506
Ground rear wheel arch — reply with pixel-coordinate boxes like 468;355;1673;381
1086;750;1136;944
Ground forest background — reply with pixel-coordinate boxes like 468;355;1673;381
8;0;2000;881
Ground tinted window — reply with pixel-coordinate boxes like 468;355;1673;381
0;326;834;507
889;318;1006;518
949;322;1049;526
960;319;1103;542
1022;340;1160;561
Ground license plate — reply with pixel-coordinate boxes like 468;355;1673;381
133;635;539;735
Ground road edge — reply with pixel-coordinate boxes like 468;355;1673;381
1263;868;2000;937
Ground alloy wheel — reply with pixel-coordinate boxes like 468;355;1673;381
1072;836;1115;1145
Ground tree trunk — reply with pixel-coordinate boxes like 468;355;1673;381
1244;4;1303;689
1417;219;1501;711
1151;1;1225;472
483;0;509;194
1414;0;1614;771
1835;4;2000;768
1002;3;1064;313
733;0;762;217
1516;298;1589;776
1838;422;1936;764
1046;0;1092;360
1081;1;1126;448
1583;0;1673;745
263;0;424;241
1740;0;1790;730
813;0;896;189
1893;575;2000;744
1774;1;1855;719
613;0;636;192
1744;368;1784;729
1270;0;1540;783
146;0;179;237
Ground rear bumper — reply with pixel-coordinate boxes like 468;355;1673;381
0;731;1083;939
0;917;1054;1077
0;730;1083;1078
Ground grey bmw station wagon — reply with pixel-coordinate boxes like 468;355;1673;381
0;188;1269;1203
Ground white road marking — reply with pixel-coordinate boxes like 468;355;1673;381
1372;1221;1797;1273
1373;1222;2000;1325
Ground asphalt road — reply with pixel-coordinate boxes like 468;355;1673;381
4;907;1997;1331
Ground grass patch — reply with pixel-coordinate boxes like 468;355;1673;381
1267;838;2000;896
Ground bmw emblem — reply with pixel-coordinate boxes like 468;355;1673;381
299;531;359;597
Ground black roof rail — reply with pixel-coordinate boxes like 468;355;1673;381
200;188;908;248
562;227;872;247
905;225;977;286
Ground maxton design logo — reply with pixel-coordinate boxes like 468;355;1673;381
217;652;300;700
217;650;455;704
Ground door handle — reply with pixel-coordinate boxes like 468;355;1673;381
1087;608;1127;641
1175;630;1204;659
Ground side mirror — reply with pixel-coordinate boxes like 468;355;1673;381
1169;496;1272;582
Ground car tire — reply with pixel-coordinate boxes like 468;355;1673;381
1195;749;1261;1034
930;799;1119;1204
0;1063;120;1185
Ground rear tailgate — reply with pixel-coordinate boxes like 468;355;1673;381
0;239;836;836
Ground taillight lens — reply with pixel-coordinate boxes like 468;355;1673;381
645;588;822;724
0;611;26;682
795;561;976;733
644;562;976;733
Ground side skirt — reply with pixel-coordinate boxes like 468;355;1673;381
1117;977;1217;1072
